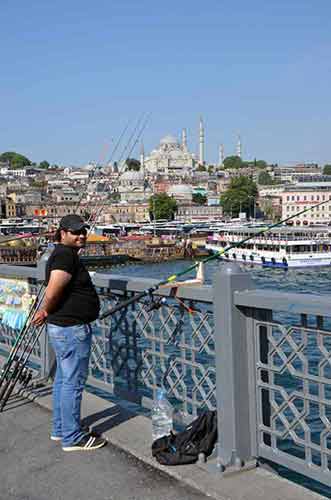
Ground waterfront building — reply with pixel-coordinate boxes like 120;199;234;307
272;163;322;183
281;182;331;225
5;197;17;218
102;202;150;223
176;204;223;222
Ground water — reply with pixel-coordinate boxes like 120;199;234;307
109;258;331;295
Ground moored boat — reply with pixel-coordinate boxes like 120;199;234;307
206;225;331;268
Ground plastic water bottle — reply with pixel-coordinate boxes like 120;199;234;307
152;388;173;441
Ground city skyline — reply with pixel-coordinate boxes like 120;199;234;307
1;0;331;166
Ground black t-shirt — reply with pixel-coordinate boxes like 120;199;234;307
45;244;100;326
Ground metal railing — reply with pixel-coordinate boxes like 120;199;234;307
90;274;216;417
1;260;331;489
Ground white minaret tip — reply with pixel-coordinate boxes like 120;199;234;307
236;134;242;158
199;116;205;164
219;144;225;166
140;142;145;167
182;128;187;150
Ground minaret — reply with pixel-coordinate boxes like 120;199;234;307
182;128;187;151
140;142;145;168
236;134;242;158
199;116;205;164
219;144;225;166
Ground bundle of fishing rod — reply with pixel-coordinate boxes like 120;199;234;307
0;114;151;411
0;286;45;411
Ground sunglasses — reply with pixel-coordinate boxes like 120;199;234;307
67;228;87;236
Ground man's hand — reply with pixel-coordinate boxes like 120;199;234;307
32;310;48;327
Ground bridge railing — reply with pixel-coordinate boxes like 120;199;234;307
220;263;331;487
1;261;331;489
91;272;216;418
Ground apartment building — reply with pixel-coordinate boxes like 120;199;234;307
281;182;331;225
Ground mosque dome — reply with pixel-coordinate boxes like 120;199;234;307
120;170;144;182
160;135;179;146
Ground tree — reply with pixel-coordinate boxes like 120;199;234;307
323;164;331;175
39;160;50;169
220;176;258;217
197;164;206;171
125;158;140;171
261;199;278;221
254;159;268;169
0;152;31;169
149;193;178;221
223;155;244;169
192;193;207;205
258;170;273;185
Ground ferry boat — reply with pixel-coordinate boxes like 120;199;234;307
206;225;331;268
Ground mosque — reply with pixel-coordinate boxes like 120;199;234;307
141;117;206;178
116;117;243;202
141;118;243;176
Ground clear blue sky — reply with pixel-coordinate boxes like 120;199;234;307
1;0;331;166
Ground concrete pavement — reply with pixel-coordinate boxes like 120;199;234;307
0;386;327;500
0;397;210;500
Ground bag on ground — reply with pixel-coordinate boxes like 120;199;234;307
151;410;217;466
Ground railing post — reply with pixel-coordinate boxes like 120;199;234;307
36;251;55;380
38;326;55;379
213;262;256;471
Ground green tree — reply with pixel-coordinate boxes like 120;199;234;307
258;170;273;185
192;193;207;205
39;160;50;169
323;164;331;175
261;199;277;221
220;176;258;217
125;158;140;171
254;159;268;169
223;155;244;169
0;152;31;169
149;193;178;221
197;164;206;171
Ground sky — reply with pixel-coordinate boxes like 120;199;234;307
1;0;331;166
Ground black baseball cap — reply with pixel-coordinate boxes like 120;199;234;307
59;214;90;232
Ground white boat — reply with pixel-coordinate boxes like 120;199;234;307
206;224;331;268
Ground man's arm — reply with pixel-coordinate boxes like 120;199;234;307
32;270;72;326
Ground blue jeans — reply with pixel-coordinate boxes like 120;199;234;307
47;323;92;446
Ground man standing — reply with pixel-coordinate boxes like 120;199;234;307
32;214;107;451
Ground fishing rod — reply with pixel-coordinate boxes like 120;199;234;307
0;116;147;408
99;198;331;319
73;120;131;215
0;231;53;246
0;289;44;389
117;113;146;171
88;113;151;227
0;116;150;246
0;121;134;246
0;322;45;411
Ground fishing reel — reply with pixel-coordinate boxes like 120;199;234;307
18;367;33;388
144;295;167;312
